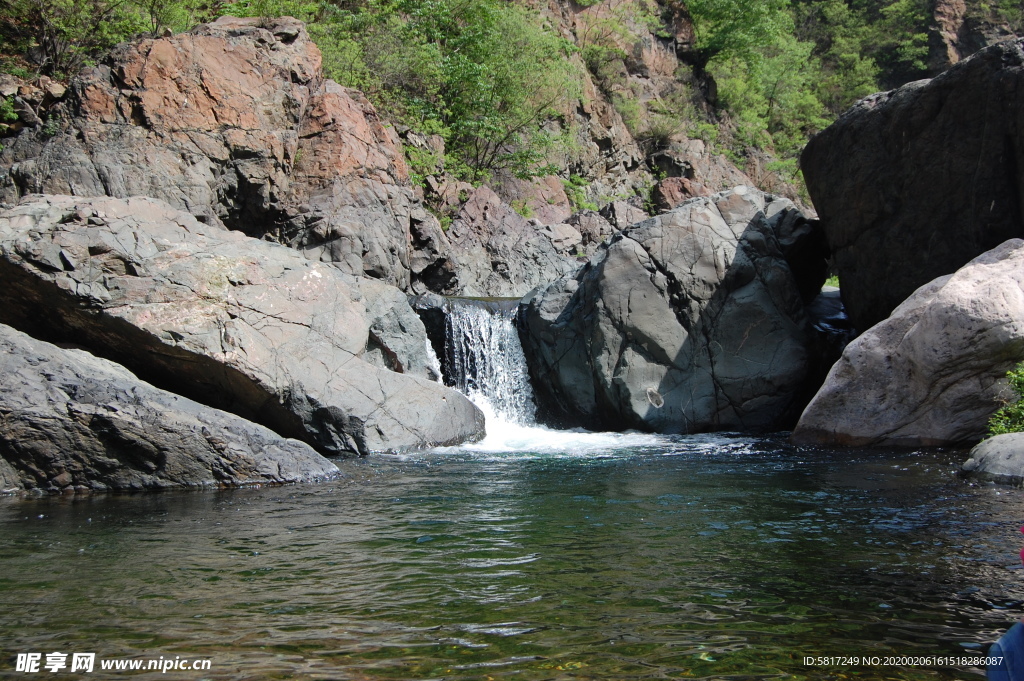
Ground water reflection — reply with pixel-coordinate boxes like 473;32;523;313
0;439;1022;680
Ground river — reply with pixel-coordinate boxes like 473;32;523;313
1;431;1023;680
2;301;1023;679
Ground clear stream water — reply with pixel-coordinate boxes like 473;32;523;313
2;434;1024;681
3;303;1024;680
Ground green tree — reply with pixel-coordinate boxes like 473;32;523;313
2;0;147;77
685;0;791;72
310;0;581;182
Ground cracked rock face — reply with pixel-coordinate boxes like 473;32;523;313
441;186;582;297
793;238;1024;447
0;195;484;456
0;16;415;288
0;323;340;494
519;187;818;433
801;38;1024;332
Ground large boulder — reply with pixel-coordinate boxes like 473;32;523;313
0;323;339;494
519;187;823;432
801;38;1024;332
0;195;484;456
962;433;1024;485
792;239;1024;447
0;17;415;288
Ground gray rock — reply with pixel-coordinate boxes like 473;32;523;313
358;276;441;381
599;199;648;229
0;323;339;494
0;195;484;456
520;186;819;432
962;433;1024;485
801;38;1024;331
793;239;1024;447
12;97;40;128
566;210;616;256
443;186;580;297
408;207;457;294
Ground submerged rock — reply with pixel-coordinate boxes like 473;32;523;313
519;186;824;433
801;37;1024;332
0;16;416;288
962;433;1024;485
793;239;1024;447
0;323;339;494
0;195;484;456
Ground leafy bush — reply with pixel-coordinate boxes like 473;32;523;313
308;0;581;183
988;362;1024;437
0;0;223;78
0;96;17;123
563;175;598;212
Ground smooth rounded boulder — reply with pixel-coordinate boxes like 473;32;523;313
962;433;1024;485
519;187;823;433
793;239;1024;447
0;195;485;456
0;323;339;494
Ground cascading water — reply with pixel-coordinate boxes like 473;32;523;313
443;299;536;425
432;298;665;454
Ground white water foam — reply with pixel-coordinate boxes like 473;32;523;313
434;297;749;459
445;301;535;425
457;394;672;456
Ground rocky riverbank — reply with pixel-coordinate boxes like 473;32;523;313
1;14;1024;492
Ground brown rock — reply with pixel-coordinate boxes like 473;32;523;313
492;174;573;225
652;176;711;210
0;17;415;289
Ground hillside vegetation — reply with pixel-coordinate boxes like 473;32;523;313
1;0;1021;192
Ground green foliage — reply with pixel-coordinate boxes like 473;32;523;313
576;0;656;75
0;0;223;79
563;175;598;212
0;96;17;124
713;32;830;158
510;199;533;218
988;363;1024;437
824;274;839;287
223;0;319;23
988;0;1024;30
687;0;932;190
404;144;443;188
686;0;791;69
41;114;61;136
313;0;581;182
0;57;33;79
1;0;141;77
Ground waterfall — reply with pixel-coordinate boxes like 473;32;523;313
442;298;536;425
412;294;667;454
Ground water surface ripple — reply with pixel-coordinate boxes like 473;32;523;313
2;435;1023;680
